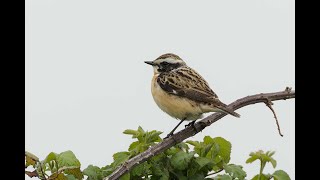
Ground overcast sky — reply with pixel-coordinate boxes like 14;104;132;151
25;0;295;179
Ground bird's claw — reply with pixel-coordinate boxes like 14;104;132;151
164;133;174;139
185;121;198;133
185;120;196;128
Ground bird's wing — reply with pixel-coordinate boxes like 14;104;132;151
157;67;220;104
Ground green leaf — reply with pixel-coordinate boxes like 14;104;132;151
252;174;269;180
272;170;291;180
112;151;130;167
128;141;140;151
213;174;232;180
135;126;146;141
212;137;231;164
202;144;215;158
170;151;195;170
159;175;170;180
187;156;213;177
266;151;275;157
45;152;59;172
186;140;206;157
151;175;169;180
204;136;214;144
165;147;180;156
146;130;163;143
131;161;151;177
194;157;213;169
186;163;199;177
245;155;259;164
150;153;166;162
150;161;169;179
261;153;277;168
186;140;200;147
137;126;145;134
176;142;190;152
54;151;83;179
270;158;277;168
171;171;187;180
56;151;81;168
65;174;77;180
223;164;246;180
123;129;138;135
45;152;58;164
260;154;270;162
119;172;130;180
201;136;216;158
246;150;277;169
247;151;263;161
83;165;102;180
188;173;205;180
187;136;231;171
101;165;114;177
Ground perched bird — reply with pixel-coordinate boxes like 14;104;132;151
145;53;240;138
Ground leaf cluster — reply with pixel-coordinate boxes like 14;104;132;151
246;150;290;180
25;126;291;180
85;127;246;180
25;150;83;180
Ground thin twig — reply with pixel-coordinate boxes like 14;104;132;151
265;99;283;137
105;88;295;180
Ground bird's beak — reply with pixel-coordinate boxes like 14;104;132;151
144;61;155;66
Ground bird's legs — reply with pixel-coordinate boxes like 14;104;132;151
165;118;186;139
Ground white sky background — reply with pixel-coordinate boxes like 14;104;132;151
25;0;295;179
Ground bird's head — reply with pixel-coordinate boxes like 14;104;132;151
145;53;187;74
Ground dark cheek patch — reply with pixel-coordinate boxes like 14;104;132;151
172;63;182;69
159;63;182;72
157;68;164;72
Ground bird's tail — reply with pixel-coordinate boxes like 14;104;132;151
216;103;240;118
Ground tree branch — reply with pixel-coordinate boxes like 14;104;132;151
105;88;295;180
264;99;283;136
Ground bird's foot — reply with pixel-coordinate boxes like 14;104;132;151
185;120;198;133
164;132;174;139
185;120;196;128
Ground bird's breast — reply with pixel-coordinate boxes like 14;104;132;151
151;75;203;121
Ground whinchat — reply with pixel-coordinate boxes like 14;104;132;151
145;53;240;138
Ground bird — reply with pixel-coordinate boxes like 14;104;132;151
145;53;240;138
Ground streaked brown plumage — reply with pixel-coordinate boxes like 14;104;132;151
145;53;240;137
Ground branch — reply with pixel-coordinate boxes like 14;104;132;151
264;99;283;136
105;88;295;180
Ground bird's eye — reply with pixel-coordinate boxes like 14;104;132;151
162;62;169;66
